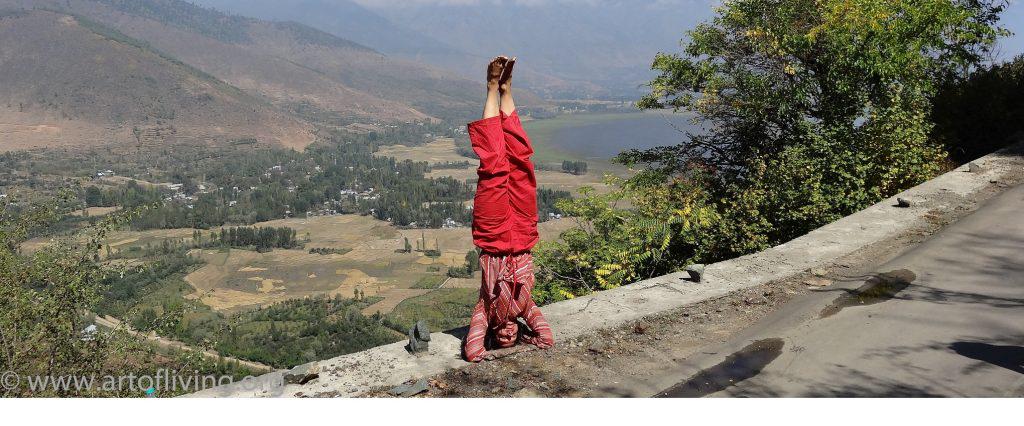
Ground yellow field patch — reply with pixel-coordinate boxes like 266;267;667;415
103;228;195;251
107;237;140;248
375;138;466;164
256;214;399;249
246;277;285;294
445;275;481;289
188;288;293;312
329;268;390;300
104;212;576;314
70;206;121;217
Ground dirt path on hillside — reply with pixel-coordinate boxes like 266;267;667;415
364;170;1024;398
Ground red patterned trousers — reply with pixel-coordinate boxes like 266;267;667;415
463;252;554;362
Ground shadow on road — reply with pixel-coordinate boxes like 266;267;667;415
656;338;785;398
950;341;1024;375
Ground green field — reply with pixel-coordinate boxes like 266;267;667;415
387;288;478;332
411;275;448;289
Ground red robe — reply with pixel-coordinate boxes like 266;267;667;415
463;110;554;362
467;110;539;255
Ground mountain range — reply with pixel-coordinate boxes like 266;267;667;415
190;0;713;99
0;0;484;151
0;0;714;152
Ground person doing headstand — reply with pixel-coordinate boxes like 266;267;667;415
463;56;555;362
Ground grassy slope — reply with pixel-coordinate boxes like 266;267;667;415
387;288;477;332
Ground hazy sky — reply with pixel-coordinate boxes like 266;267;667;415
349;0;714;8
349;0;1024;59
999;0;1024;59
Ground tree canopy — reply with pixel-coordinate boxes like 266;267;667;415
535;0;1008;302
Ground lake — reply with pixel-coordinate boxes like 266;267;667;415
523;110;701;163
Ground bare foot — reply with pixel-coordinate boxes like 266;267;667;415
487;56;508;89
499;56;516;93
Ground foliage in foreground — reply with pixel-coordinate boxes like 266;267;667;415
534;0;1007;303
0;199;252;396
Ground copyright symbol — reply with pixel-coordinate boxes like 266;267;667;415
1;371;18;390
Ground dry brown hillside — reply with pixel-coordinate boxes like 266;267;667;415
0;9;314;151
13;0;482;124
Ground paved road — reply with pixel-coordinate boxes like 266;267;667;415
657;184;1024;397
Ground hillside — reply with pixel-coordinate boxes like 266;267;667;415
189;0;603;100
0;9;313;151
40;0;481;122
189;0;549;110
194;0;466;59
0;0;487;152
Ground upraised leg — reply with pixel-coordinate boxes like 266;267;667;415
470;57;513;255
499;57;540;251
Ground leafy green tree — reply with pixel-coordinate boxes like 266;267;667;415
537;0;1007;302
465;249;480;272
1;198;250;396
631;0;1005;241
561;160;588;175
2;199;111;395
1;198;152;396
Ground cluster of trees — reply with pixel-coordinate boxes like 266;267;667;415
447;249;480;278
537;188;571;219
80;134;479;229
116;124;575;230
411;231;440;256
0;119;489;232
187;296;400;368
534;0;1010;303
215;226;298;252
561;160;588;175
99;251;202;335
84;182;163;208
9;119;571;235
430;161;472;170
